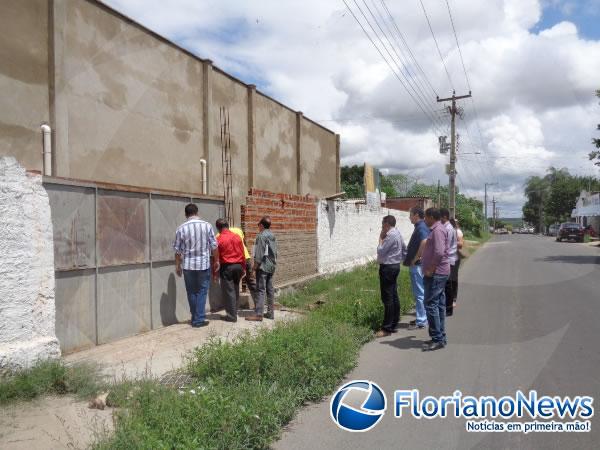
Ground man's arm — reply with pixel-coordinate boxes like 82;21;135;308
253;235;264;271
173;229;183;277
425;230;443;275
413;238;427;265
175;253;183;277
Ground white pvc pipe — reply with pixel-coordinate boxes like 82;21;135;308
200;158;207;195
41;124;52;176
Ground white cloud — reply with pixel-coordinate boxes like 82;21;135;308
102;0;600;216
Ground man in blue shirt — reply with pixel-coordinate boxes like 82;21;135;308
404;207;430;330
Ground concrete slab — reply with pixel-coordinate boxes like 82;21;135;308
64;310;298;380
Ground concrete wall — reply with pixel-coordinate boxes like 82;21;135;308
317;200;412;274
300;118;337;196
0;1;49;172
0;157;61;372
254;94;298;194
53;0;205;193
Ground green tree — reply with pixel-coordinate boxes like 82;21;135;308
590;89;600;166
380;174;398;198
340;165;364;198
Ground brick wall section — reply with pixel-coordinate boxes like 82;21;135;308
241;189;318;286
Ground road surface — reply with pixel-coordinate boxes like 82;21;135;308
275;235;600;450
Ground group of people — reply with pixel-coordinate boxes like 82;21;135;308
376;207;464;351
173;203;278;327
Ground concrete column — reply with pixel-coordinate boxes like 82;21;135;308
202;59;213;194
296;111;303;195
247;84;256;189
335;133;341;193
51;0;69;177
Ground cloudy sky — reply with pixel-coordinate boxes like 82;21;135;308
104;0;600;217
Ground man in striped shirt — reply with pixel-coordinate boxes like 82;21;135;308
173;203;219;327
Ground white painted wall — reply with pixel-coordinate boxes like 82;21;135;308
317;200;413;274
0;157;60;372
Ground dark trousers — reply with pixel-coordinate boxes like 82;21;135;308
183;269;210;326
220;263;243;320
245;259;257;301
379;264;400;332
445;259;461;314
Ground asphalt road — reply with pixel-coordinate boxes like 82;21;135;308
274;235;600;450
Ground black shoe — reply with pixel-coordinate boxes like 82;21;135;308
192;321;209;328
423;341;445;351
421;339;434;348
263;312;274;320
222;316;237;323
446;310;453;317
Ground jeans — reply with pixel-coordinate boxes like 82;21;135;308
255;270;274;315
424;274;448;344
445;259;461;314
379;264;400;332
409;265;427;326
183;269;210;326
245;259;257;301
220;263;243;320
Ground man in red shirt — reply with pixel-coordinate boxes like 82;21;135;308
215;218;246;322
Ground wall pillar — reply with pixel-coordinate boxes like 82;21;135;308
247;84;256;189
202;59;213;195
51;0;69;177
296;111;303;195
335;133;341;193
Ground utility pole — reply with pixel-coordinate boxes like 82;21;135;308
437;90;472;219
484;182;498;225
539;190;544;235
437;179;441;208
492;197;497;232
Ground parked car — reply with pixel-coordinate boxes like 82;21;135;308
548;224;559;237
556;223;584;242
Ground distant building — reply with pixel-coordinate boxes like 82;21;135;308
571;190;600;233
385;196;433;212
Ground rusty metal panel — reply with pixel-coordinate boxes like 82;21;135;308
192;198;225;231
150;195;189;262
151;262;191;329
55;270;96;353
45;184;95;270
97;264;151;344
97;190;149;266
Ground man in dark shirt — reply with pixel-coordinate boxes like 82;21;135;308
404;207;430;330
246;216;278;321
215;218;246;322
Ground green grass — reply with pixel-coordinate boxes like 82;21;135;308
464;230;491;244
95;263;413;450
0;360;105;405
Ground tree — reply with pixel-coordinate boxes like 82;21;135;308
380;174;398;198
340;165;364;198
591;89;600;166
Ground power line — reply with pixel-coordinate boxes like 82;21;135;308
445;0;471;92
342;0;444;134
419;0;455;91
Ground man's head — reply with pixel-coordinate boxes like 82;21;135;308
215;218;229;232
258;216;271;231
440;208;450;223
381;215;396;233
409;207;424;224
185;203;198;218
424;208;441;227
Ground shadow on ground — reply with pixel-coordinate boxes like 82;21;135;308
535;255;600;265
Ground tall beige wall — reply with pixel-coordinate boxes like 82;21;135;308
53;0;205;193
0;0;49;171
254;94;298;194
210;70;249;226
300;118;337;196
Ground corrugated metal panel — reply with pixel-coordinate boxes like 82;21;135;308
97;264;151;344
55;270;96;353
150;195;189;261
97;190;149;266
46;184;95;270
151;262;190;329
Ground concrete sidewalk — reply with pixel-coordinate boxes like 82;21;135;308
64;310;298;381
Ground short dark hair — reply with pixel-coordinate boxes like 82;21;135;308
185;203;198;217
216;218;229;231
382;215;396;227
425;208;441;221
449;218;457;228
440;208;450;220
409;207;424;219
259;216;271;229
